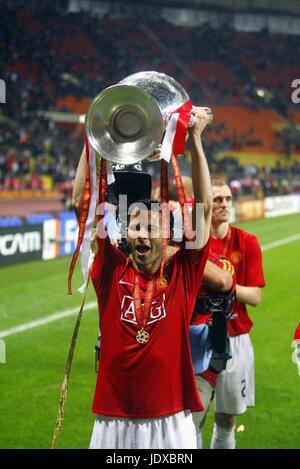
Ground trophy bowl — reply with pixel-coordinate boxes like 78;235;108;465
85;71;192;164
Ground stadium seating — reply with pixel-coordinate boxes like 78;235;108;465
1;5;300;207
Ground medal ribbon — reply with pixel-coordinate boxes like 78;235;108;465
133;276;155;331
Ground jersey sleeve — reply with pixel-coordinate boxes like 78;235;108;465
244;234;265;287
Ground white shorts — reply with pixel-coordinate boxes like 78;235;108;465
89;410;197;449
214;333;254;415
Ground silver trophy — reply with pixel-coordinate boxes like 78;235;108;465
85;71;192;164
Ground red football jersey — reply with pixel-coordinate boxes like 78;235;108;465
209;225;265;336
91;236;209;419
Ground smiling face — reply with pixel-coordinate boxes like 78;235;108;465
212;184;232;226
127;208;163;274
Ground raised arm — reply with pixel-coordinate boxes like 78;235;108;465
188;106;213;246
72;145;86;223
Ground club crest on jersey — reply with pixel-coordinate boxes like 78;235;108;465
231;251;242;264
121;294;166;325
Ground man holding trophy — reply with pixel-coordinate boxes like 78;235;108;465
71;72;213;449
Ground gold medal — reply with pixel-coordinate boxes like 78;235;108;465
157;276;168;289
133;277;154;345
136;328;149;345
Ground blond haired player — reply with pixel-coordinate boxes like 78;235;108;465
194;180;265;449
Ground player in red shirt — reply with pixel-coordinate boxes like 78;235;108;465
72;106;213;449
194;179;265;449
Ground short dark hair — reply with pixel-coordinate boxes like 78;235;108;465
128;199;174;231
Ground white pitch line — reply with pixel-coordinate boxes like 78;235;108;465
0;301;97;339
262;233;300;251
1;233;300;339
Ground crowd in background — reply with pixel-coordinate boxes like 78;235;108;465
1;4;300;203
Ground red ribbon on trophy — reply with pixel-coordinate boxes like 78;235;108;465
160;99;192;162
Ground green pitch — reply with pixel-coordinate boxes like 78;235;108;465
0;213;300;449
